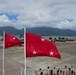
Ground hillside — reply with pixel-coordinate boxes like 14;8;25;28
0;26;76;36
26;27;76;36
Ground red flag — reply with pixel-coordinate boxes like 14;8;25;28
5;34;22;48
26;32;61;59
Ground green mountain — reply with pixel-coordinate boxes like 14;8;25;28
26;27;76;36
0;26;76;36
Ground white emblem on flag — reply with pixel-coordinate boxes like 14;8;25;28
50;51;54;56
41;38;45;41
33;50;37;54
13;37;16;40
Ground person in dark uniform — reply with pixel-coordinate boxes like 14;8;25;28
57;69;60;75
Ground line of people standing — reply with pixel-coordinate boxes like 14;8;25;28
35;66;76;75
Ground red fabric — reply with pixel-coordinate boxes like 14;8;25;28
26;32;61;59
5;34;22;48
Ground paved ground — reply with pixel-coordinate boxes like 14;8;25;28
0;41;76;75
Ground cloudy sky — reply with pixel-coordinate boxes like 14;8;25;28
0;0;76;30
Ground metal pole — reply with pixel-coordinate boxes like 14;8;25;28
24;27;26;75
3;31;5;75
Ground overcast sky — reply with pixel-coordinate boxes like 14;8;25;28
0;0;76;30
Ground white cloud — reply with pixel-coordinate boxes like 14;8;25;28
0;15;12;26
0;0;76;30
57;20;73;29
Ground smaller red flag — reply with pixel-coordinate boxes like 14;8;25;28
5;34;22;48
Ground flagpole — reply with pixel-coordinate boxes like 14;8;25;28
24;26;26;75
3;31;5;75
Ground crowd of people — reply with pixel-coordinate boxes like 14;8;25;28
35;66;76;75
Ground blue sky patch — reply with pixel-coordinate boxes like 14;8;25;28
0;13;19;21
67;19;73;22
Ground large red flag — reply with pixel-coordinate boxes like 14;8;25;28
26;32;61;59
5;34;22;48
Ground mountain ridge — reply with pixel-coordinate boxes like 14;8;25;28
0;26;76;36
26;27;76;36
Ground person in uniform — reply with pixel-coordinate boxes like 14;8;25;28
63;66;69;75
60;70;63;75
36;68;43;75
53;67;57;75
70;66;75;75
46;66;50;75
